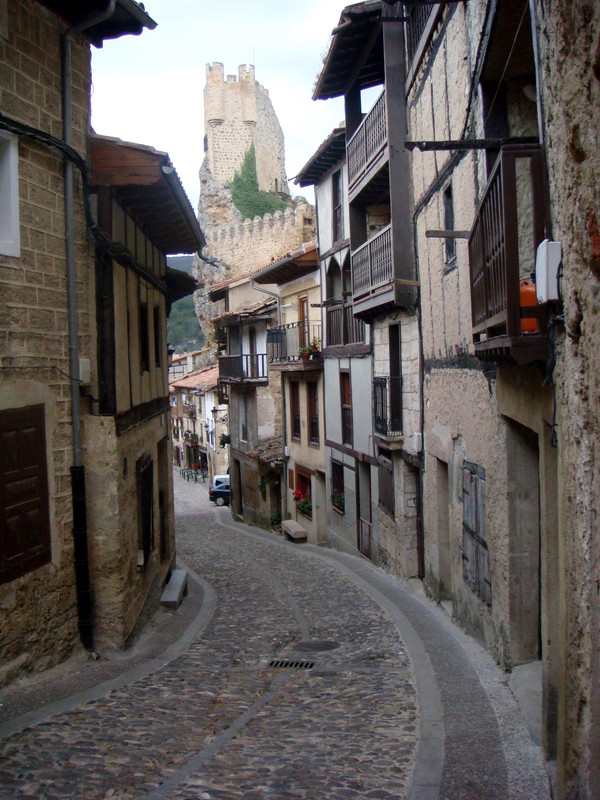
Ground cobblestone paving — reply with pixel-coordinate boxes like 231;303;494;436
0;474;419;799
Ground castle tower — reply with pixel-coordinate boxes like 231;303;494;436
203;63;289;197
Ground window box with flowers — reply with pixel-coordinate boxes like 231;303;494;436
298;337;321;360
292;488;312;518
331;490;345;514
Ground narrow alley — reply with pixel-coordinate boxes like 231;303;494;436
0;472;551;800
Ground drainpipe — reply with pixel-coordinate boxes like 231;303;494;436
62;0;117;652
250;278;281;326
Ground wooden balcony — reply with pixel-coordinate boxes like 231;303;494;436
218;353;268;383
347;90;387;196
373;376;402;439
353;225;393;294
469;144;550;364
325;303;366;348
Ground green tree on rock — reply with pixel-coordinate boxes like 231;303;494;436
230;144;288;220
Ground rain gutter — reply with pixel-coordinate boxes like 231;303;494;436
62;0;118;652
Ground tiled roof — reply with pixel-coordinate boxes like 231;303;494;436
170;365;219;392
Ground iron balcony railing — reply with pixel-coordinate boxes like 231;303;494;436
326;303;366;347
469;144;548;343
347;90;387;192
267;321;321;363
373;376;403;437
218;353;268;382
352;225;393;298
308;414;319;445
182;404;196;418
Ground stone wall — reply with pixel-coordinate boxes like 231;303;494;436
204;63;288;194
537;1;600;796
0;0;92;680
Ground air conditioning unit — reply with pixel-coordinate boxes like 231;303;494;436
535;240;561;303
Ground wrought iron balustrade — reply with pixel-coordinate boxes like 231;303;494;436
267;321;321;363
373;376;403;437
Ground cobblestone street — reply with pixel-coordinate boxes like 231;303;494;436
0;471;552;799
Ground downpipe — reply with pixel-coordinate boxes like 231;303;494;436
62;0;117;652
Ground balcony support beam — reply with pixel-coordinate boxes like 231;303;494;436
405;136;539;151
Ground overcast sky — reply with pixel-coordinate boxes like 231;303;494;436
90;0;349;212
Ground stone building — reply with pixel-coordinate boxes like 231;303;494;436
0;1;203;680
194;63;315;342
254;242;326;545
210;272;283;530
307;2;599;797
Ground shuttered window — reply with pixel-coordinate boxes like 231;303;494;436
0;405;51;584
462;462;491;606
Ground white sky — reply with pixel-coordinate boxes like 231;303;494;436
90;0;349;212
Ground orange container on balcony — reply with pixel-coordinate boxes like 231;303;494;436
520;277;538;334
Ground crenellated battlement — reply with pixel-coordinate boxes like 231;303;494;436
204;203;315;276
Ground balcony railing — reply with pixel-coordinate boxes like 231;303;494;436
347;90;387;192
218;353;267;382
182;403;196;418
267;321;321;363
373;376;403;437
469;144;549;355
352;225;393;298
326;303;366;347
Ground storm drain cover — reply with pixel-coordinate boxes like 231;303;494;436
294;640;340;653
269;659;314;670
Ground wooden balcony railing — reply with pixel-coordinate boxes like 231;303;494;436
373;376;403;437
326;303;366;347
347;90;387;192
352;225;393;298
267;321;321;363
218;353;267;382
469;144;549;360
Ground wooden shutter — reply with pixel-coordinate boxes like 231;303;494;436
0;405;51;585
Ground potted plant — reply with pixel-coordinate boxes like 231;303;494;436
331;490;345;514
292;489;312;517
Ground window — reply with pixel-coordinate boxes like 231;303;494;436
443;184;456;266
294;470;312;518
0;131;20;257
340;371;352;446
462;462;491;606
290;380;300;441
1;405;51;585
331;460;344;514
140;303;150;373
307;382;319;445
378;450;394;518
239;394;248;443
332;169;343;243
153;306;161;368
136;454;154;570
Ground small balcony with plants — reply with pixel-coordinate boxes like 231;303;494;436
469;144;551;364
267;321;322;371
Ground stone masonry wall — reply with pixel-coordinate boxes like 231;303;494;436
537;1;600;797
204;63;288;194
0;0;92;681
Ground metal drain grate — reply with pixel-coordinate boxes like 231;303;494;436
268;658;314;670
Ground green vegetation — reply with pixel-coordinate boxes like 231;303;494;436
230;144;288;219
167;295;205;353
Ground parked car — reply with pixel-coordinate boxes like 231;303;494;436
208;475;230;506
